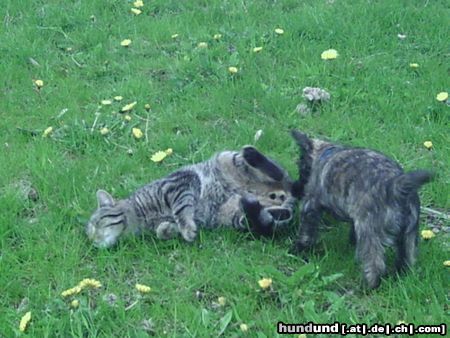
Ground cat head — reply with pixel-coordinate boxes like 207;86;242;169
217;147;292;187
216;147;294;208
86;190;128;248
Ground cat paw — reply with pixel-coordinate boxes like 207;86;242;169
156;222;179;240
180;225;198;242
241;196;274;237
240;195;262;218
289;240;313;255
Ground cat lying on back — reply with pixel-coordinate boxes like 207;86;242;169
87;146;296;248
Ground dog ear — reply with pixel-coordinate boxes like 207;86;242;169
290;130;314;199
291;129;313;153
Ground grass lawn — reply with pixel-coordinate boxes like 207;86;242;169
1;0;448;336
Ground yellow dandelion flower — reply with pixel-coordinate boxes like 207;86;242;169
240;323;249;332
443;260;450;267
197;42;208;48
78;278;102;289
144;103;151;110
253;46;263;53
100;127;109;135
298;335;307;338
42;126;53;138
274;28;284;35
61;286;82;297
409;63;419;68
397;320;407;325
228;66;238;74
133;0;144;8
132;127;143;139
321;49;339;60
421;229;435;240
131;8;142;15
151;151;167;162
114;96;123;101
258;277;272;290
19;311;31;332
70;299;80;308
217;296;226;306
423;141;433;150
101;99;112;105
34;79;44;88
66;47;73;52
121;39;132;47
171;33;179;39
135;283;151;293
121;101;137;112
436;92;448;102
77;279;88;289
213;33;222;40
164;148;173;155
90;280;102;288
124;114;132;121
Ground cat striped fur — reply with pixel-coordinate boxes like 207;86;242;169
86;146;296;248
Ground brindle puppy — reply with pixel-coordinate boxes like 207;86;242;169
290;129;433;288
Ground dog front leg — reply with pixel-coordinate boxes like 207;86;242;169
292;199;322;253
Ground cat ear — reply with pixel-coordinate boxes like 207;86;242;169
96;190;115;208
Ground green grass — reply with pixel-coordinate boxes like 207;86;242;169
1;0;449;336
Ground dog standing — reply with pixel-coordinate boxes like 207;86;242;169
290;130;433;288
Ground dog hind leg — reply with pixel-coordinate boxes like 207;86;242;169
354;218;386;289
395;207;419;273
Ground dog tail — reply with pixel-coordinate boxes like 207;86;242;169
391;170;433;200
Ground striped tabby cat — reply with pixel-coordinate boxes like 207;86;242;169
87;146;295;248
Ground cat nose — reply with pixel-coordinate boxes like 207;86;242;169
94;238;111;249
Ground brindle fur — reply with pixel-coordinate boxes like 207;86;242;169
290;130;433;289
